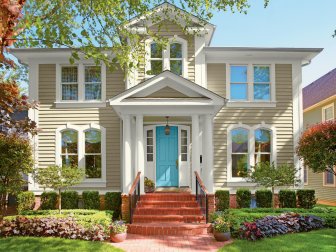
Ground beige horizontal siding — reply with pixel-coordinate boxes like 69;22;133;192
146;86;189;98
207;64;294;189
38;64;124;191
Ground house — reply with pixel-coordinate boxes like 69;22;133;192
303;68;336;206
12;3;322;233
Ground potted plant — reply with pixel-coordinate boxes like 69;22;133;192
144;177;155;193
110;220;127;243
212;217;231;242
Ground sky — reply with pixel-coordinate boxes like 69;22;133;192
209;0;336;87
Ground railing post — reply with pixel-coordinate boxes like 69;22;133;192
195;176;198;201
129;193;132;224
205;194;208;223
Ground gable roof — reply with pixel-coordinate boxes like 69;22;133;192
303;68;336;110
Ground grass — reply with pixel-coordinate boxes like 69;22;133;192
219;229;336;252
0;237;124;252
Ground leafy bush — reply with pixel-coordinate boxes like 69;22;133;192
215;190;230;210
110;220;127;234
61;191;79;209
40;192;58;210
82;191;100;210
279;190;296;208
104;192;121;219
239;213;324;241
17;192;35;213
0;216;106;241
297;189;316;209
256;190;272;208
236;188;251;208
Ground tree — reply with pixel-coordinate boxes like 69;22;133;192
0;133;33;214
297;120;336;177
247;162;301;208
35;165;85;213
1;0;269;71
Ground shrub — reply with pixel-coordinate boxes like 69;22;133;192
215;190;230;210
110;220;127;234
40;192;58;210
297;189;316;209
239;213;324;241
61;191;79;209
256;190;272;208
279;190;296;208
82;191;100;209
17;192;35;213
104;192;121;219
0;216;106;241
236;188;251;208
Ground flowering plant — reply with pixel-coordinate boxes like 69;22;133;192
109;220;127;234
212;217;231;233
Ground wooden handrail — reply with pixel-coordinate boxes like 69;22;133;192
129;171;141;195
194;171;208;194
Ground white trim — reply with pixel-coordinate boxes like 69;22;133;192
54;101;107;108
303;95;336;112
323;168;336;187
179;125;191;187
322;103;335;121
226;101;276;108
194;35;207;87
191;115;200;193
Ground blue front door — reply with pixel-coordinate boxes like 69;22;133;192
156;126;178;187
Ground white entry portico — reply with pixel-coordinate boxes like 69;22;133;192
109;71;225;194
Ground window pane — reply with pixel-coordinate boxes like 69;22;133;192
150;60;162;75
181;138;187;145
147;130;153;138
232;128;248;153
254;84;270;100
181;146;187;153
85;130;101;153
230;84;247;100
147;137;153;145
170;43;182;58
147;154;153;162
324;107;333;121
255;129;271;152
181;130;187;138
62;155;78;167
62;67;77;83
181;154;187;162
147;146;153;154
232;154;248;177
150;43;162;58
254;154;270;164
62;130;78;153
254;66;270;82
170;60;182;75
230;66;247;83
85;83;102;100
62;84;78;100
85;155;101;178
85;66;101;82
326;170;334;184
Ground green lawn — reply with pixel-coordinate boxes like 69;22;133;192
219;229;336;252
0;237;124;252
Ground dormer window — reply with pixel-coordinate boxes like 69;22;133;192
150;43;163;75
170;43;182;75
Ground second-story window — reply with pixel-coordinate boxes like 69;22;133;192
62;67;78;101
170;43;182;75
85;66;102;100
322;103;334;121
150;43;163;75
254;66;270;101
230;65;248;101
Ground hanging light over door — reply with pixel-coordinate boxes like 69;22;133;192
165;116;170;135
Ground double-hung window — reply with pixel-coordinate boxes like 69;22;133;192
322;103;334;121
85;66;102;100
85;129;102;178
231;128;249;177
170;43;183;75
254;66;271;100
61;129;78;167
254;128;271;164
61;67;78;101
149;43;163;75
230;66;248;101
324;168;335;186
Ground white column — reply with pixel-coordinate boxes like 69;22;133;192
136;115;145;194
192;115;200;193
203;114;214;193
123;115;132;193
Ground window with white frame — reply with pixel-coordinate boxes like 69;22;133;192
61;66;78;101
304;166;308;184
170;43;183;75
254;66;271;101
324;168;335;186
61;129;78;167
254;128;271;164
231;128;249;177
230;65;248;101
180;129;188;161
322;103;334;121
84;129;102;178
149;43;163;76
85;66;102;100
146;130;154;162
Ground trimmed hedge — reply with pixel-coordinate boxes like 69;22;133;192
17;192;35;213
255;190;272;208
297;189;316;209
61;191;79;209
82;191;100;209
215;190;230;210
236;188;251;208
104;192;121;219
40;192;58;210
279;190;296;208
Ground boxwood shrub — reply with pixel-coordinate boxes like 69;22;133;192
40;192;58;210
82;191;100;209
236;188;251;208
17;191;35;213
104;192;121;219
297;189;316;209
255;189;272;208
279;190;296;208
61;191;79;209
215;190;230;210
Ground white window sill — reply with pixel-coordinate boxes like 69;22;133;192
77;180;107;188
54;101;107;108
226;101;277;108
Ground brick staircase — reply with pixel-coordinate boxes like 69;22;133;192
127;193;211;236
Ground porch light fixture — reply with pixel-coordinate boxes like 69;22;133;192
165;116;170;135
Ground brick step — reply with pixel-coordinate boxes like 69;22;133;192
134;207;202;215
132;214;205;223
137;200;198;208
140;193;195;202
127;222;211;236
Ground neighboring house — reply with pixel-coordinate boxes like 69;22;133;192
303;68;336;206
12;3;322;201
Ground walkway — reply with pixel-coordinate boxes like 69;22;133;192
112;234;232;252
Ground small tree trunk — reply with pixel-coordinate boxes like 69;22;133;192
58;189;61;214
0;192;6;216
272;186;275;208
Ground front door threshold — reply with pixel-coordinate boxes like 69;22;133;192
154;187;191;193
